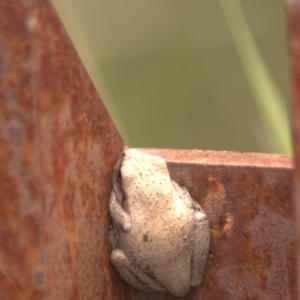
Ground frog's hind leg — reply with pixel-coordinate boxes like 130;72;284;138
190;210;210;286
110;249;166;292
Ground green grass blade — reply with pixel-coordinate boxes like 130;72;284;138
219;0;292;154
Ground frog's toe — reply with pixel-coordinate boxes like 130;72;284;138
165;280;190;297
191;274;203;286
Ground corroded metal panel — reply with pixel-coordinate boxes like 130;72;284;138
0;0;295;299
133;149;295;300
288;1;300;298
0;0;124;299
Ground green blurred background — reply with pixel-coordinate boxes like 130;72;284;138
51;0;291;154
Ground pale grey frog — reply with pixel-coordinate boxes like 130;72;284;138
109;149;209;297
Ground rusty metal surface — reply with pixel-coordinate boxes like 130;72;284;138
0;0;296;299
126;149;295;300
0;0;124;299
288;1;300;298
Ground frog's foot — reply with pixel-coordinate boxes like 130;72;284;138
190;212;209;286
110;249;166;292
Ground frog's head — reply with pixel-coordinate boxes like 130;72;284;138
115;149;174;208
121;149;169;187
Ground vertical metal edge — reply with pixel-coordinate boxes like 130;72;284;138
0;0;125;299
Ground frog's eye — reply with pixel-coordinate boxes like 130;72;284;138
116;169;122;182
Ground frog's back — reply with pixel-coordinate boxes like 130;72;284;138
126;214;194;296
122;200;194;262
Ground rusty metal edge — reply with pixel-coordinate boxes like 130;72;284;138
137;148;294;168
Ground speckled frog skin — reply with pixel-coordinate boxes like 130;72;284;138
109;149;209;297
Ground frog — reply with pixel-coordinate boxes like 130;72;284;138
109;149;209;297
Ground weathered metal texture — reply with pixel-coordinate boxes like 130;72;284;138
288;1;300;297
0;0;124;299
0;0;296;299
130;149;295;300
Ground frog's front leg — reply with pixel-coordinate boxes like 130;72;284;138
190;207;210;286
109;191;131;232
110;249;166;292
